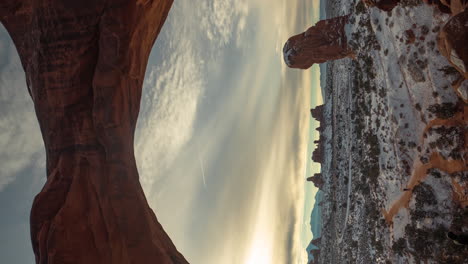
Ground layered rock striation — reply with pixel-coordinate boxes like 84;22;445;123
283;15;353;69
438;9;468;102
0;0;188;263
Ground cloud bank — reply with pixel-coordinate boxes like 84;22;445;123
0;27;45;191
135;0;314;263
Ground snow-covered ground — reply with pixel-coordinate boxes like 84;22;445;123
313;0;467;263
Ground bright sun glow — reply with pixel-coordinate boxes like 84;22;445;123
245;236;272;264
243;188;274;264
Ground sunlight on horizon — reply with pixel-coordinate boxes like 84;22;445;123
244;236;272;264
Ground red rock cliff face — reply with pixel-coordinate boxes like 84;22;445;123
438;9;468;102
438;9;468;79
0;1;188;263
283;15;353;69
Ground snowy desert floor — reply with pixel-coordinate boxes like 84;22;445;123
315;0;467;263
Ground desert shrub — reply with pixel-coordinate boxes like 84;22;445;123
420;25;429;35
400;0;422;7
355;1;367;14
438;65;459;76
427;168;442;178
427;102;458;119
392;238;407;255
405;225;433;259
413;182;436;206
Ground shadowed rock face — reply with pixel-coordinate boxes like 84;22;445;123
424;0;452;13
438;9;468;78
425;0;468;15
438;9;468;102
283;15;352;69
0;1;188;263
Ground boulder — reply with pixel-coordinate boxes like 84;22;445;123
283;15;353;69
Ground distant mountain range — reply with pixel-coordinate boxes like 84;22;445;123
306;190;323;262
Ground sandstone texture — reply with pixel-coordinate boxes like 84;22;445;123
441;0;468;15
283;15;353;69
438;9;468;78
0;1;188;263
438;9;468;102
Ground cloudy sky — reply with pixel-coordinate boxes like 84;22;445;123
0;0;321;263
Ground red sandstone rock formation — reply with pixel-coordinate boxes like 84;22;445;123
310;105;324;123
310;105;326;166
425;0;468;15
438;9;468;102
283;15;353;69
438;9;468;78
312;148;324;164
0;1;188;263
307;173;324;190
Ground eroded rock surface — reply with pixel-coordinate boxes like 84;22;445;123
438;9;468;78
0;1;188;263
438;9;468;101
283;15;353;69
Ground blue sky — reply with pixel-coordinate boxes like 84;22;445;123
0;1;320;263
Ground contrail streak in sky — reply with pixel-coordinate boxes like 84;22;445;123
198;153;207;188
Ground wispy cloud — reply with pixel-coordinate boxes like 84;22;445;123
198;0;249;46
136;45;204;189
135;0;251;192
0;27;45;191
135;1;313;263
